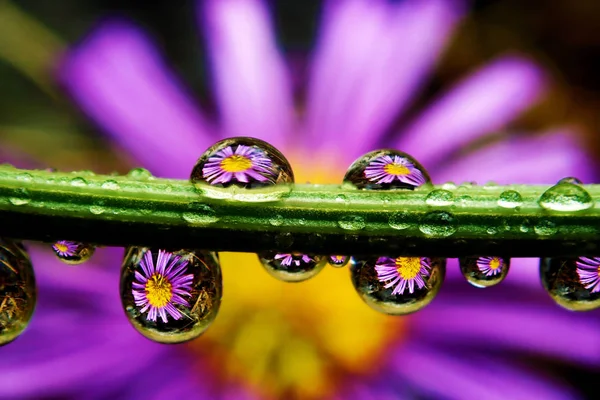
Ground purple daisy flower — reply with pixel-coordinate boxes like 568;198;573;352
132;249;194;323
274;253;313;267
477;256;505;277
576;257;600;293
2;0;599;399
51;240;78;257
364;155;426;186
202;144;273;184
375;257;431;295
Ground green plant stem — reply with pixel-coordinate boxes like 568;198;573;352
0;166;599;257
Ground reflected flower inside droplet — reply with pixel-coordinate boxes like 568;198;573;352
365;155;425;186
375;257;431;295
328;255;349;267
202;144;274;185
52;241;78;258
132;250;194;323
477;256;505;277
576;257;600;293
275;253;312;266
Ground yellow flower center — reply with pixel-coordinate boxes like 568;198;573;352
395;257;422;280
54;243;69;253
145;273;173;308
221;155;252;173
383;162;409;176
332;255;344;262
489;257;502;270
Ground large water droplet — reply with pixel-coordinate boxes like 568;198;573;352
327;255;351;268
343;149;431;190
0;238;36;345
498;190;523;209
191;137;294;189
425;189;454;206
51;241;95;265
538;182;593;212
127;168;153;180
258;252;325;282
120;248;222;343
337;215;366;230
350;256;445;315
419;211;457;237
459;256;510;288
540;257;600;311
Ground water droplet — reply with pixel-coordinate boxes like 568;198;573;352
8;197;29;206
191;137;294;189
425;189;454;206
70;177;87;187
258;252;325;282
0;238;36;345
389;211;411;230
89;205;105;215
419;211;457;237
540;257;600;311
538;182;593;212
343;149;431;190
127;168;153;180
328;255;351;268
557;177;582;185
534;219;557;236
182;203;219;225
269;214;284;226
456;195;472;206
350;256;445;315
486;227;498;235
120;248;222;343
459;256;510;288
15;173;32;182
101;180;120;190
498;190;523;209
441;182;457;190
335;194;348;203
51;241;95;265
338;215;366;230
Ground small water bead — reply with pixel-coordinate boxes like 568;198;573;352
337;215;366;230
268;214;284;226
343;149;431;190
538;182;593;212
51;241;95;265
191;137;294;189
459;256;510;288
182;202;219;225
0;238;36;345
70;177;87;187
350;256;445;315
258;252;325;282
127;168;153;180
540;257;600;311
419;211;457;237
328;255;351;268
121;248;222;343
498;190;523;209
425;189;454;206
534;219;558;236
101;180;120;190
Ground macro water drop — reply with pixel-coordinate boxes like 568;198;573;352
538;181;593;212
258;252;325;282
327;255;350;268
459;256;510;288
52;240;95;265
540;257;600;311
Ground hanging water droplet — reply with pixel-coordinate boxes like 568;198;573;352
498;190;523;209
425;189;454;206
258;252;325;282
419;211;457;237
337;215;366;230
191;137;294;189
127;168;153;180
540;257;600;311
101;180;120;190
557;177;582;185
120;248;222;343
70;177;87;187
343;149;431;190
538;182;593;212
459;256;510;288
0;238;36;345
328;255;351;268
51;241;95;265
350;256;445;315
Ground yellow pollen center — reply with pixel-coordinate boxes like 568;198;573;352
145;274;173;308
489;258;502;270
383;162;410;176
395;257;422;280
55;243;68;253
221;155;252;173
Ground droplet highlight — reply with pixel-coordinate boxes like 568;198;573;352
258;252;324;282
52;241;95;265
538;182;593;212
540;257;600;311
425;189;454;206
459;256;510;288
498;190;523;209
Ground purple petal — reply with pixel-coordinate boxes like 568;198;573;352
391;56;546;166
305;0;462;161
201;0;293;149
433;129;596;184
58;20;214;179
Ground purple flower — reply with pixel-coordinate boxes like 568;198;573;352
2;0;598;399
375;257;431;295
477;256;505;277
202;144;274;184
328;255;348;266
364;155;426;186
274;253;313;267
132;250;194;323
51;240;78;257
576;257;600;293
